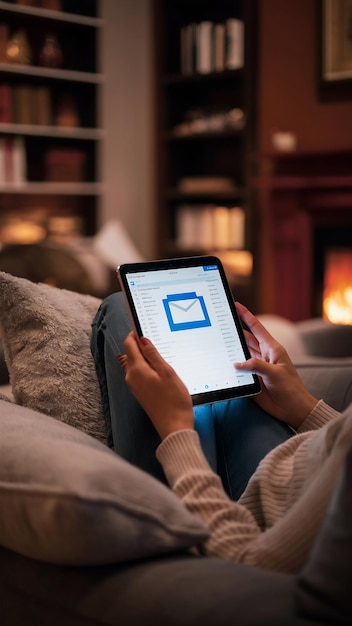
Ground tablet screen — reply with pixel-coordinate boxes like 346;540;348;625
118;256;261;405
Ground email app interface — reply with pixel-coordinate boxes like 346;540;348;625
126;264;254;396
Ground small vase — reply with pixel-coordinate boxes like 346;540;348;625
6;29;32;65
39;33;63;68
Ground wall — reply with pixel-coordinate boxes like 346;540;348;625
101;0;154;259
258;0;352;152
100;0;352;262
256;0;352;316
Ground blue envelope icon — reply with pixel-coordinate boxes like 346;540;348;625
162;292;211;331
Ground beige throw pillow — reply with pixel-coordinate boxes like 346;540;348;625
0;400;208;565
0;271;106;443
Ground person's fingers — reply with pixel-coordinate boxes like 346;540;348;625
116;353;128;368
123;332;175;380
234;356;276;378
123;332;143;364
243;329;261;355
136;335;176;376
235;302;276;346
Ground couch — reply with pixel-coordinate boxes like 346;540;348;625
0;271;352;625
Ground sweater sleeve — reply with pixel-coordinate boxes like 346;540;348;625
296;399;340;433
156;401;343;573
157;429;262;561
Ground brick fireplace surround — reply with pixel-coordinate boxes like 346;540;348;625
255;150;352;321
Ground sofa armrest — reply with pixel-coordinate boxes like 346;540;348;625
296;319;352;358
296;361;352;413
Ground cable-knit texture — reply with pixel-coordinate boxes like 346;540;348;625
157;400;351;573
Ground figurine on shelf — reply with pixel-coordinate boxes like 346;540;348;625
39;33;63;68
5;30;32;65
54;94;80;127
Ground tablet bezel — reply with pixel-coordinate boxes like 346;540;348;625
117;255;261;405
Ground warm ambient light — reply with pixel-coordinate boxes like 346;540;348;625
323;249;352;324
217;250;253;278
0;219;46;245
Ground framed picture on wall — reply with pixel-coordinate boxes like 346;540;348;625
319;0;352;98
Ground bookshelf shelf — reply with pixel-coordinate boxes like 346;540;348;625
153;0;258;306
0;181;103;195
165;189;246;201
0;122;104;140
0;0;103;240
0;62;104;84
0;2;102;26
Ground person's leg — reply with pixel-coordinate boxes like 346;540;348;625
212;398;296;501
91;296;295;498
91;292;218;483
91;292;168;482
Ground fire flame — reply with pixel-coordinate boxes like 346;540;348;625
323;250;352;325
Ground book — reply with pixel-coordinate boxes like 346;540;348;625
197;205;215;249
0;137;26;185
12;137;26;186
0;84;12;123
0;23;9;62
214;23;225;72
13;84;34;124
34;87;52;126
213;206;230;249
180;23;196;75
176;204;201;249
226;18;244;70
196;21;213;74
229;206;245;249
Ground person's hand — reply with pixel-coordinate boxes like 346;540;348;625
234;302;318;429
121;332;194;440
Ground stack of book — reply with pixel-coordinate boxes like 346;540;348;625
176;204;245;251
180;18;244;75
0;84;52;126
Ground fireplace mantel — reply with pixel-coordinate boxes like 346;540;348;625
254;150;352;321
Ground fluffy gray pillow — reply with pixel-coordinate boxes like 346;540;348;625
0;271;105;442
0;400;208;565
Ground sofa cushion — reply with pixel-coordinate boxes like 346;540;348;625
296;318;352;358
0;271;106;442
0;400;208;566
296;363;352;413
296;446;352;623
0;546;298;626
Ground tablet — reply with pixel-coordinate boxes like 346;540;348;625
117;255;261;405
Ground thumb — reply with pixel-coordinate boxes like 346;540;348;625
234;357;273;378
137;336;169;373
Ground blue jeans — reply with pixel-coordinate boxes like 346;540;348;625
90;292;295;500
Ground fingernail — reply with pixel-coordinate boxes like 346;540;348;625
140;336;149;346
116;353;127;366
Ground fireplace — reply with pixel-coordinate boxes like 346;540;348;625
315;227;352;323
255;149;352;321
322;249;352;324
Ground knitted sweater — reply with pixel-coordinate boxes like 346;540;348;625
156;400;352;573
